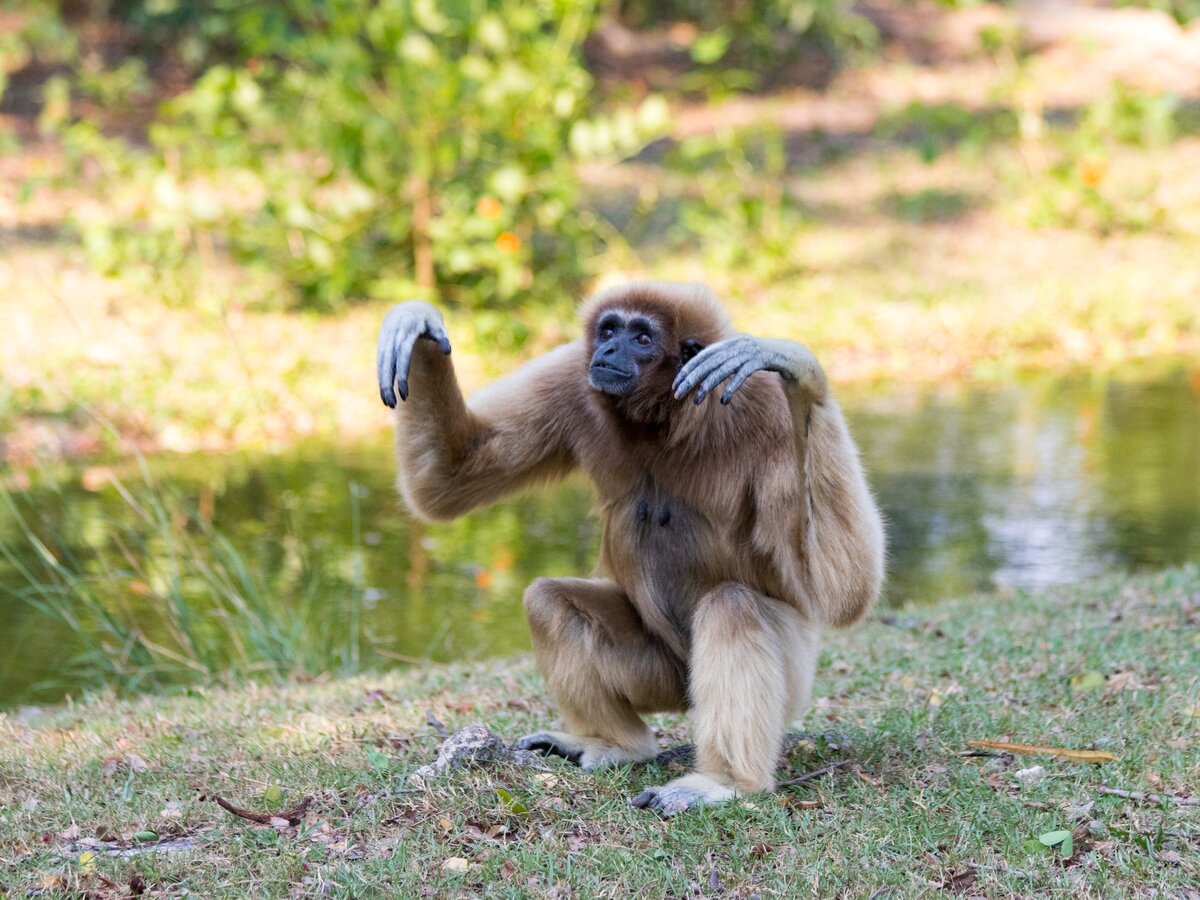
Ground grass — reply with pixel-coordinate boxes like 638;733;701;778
1;566;1197;897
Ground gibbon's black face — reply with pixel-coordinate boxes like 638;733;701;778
588;311;667;397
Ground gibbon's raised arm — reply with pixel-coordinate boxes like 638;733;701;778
674;334;885;628
377;302;579;521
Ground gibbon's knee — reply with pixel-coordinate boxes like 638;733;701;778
522;578;560;639
692;582;769;637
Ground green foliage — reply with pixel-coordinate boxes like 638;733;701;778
617;0;876;86
47;0;669;314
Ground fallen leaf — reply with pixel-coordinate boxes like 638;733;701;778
1038;829;1073;859
1069;671;1105;692
967;740;1115;764
442;857;470;873
941;868;977;892
269;817;290;829
1105;671;1135;692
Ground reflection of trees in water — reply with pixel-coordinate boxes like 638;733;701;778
3;371;1198;705
847;370;1200;604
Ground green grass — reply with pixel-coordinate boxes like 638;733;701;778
2;566;1197;896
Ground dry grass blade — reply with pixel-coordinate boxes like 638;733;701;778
966;740;1116;764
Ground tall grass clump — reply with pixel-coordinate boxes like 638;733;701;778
0;459;369;698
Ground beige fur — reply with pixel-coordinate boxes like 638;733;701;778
389;281;885;810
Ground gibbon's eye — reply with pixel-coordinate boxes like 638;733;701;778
635;333;653;347
600;326;616;340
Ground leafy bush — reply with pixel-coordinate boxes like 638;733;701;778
44;0;669;316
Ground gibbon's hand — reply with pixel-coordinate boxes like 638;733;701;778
672;335;825;406
377;301;452;407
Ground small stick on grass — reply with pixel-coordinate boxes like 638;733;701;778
777;759;851;788
214;795;311;825
425;709;449;738
1099;787;1198;806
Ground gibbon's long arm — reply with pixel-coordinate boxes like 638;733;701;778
377;302;579;521
674;335;885;627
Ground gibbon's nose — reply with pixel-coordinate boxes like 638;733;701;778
603;343;618;356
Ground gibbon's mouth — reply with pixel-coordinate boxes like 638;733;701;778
589;364;635;395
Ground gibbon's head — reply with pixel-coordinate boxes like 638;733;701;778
579;281;733;418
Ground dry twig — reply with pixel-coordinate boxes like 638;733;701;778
1098;787;1198;806
213;795;311;825
777;759;851;787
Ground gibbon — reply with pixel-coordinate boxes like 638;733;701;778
377;281;885;814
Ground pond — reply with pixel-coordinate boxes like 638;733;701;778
2;368;1198;708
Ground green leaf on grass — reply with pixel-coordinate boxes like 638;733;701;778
263;784;283;806
132;830;158;842
1069;671;1105;692
366;750;390;772
1038;829;1073;858
495;787;528;815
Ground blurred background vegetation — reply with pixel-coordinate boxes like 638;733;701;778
2;0;1199;703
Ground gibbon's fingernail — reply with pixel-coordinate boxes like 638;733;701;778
398;382;409;401
694;393;705;405
631;791;654;808
380;387;396;408
721;394;731;405
439;338;452;354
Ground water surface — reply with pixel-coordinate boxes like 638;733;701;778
2;369;1197;707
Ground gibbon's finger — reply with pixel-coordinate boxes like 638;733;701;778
424;320;452;355
672;340;739;392
720;360;764;405
377;320;405;408
692;356;748;405
392;326;421;402
673;342;742;398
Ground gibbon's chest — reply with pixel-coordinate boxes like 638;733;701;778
597;473;740;643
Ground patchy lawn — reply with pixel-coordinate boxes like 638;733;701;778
1;566;1196;897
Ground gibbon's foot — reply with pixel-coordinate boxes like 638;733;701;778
630;773;739;816
513;731;656;771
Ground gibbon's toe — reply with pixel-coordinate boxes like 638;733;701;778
512;732;583;765
631;773;739;816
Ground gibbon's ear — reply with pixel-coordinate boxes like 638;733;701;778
679;339;704;366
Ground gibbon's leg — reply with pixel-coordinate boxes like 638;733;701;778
516;578;686;770
633;583;818;816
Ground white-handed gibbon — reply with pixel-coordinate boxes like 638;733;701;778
377;281;885;814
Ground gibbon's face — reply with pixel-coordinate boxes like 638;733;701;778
588;309;668;397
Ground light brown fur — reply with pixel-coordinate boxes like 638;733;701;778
390;281;885;805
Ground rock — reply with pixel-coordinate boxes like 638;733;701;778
409;724;546;783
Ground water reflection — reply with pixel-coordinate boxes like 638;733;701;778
2;369;1197;706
